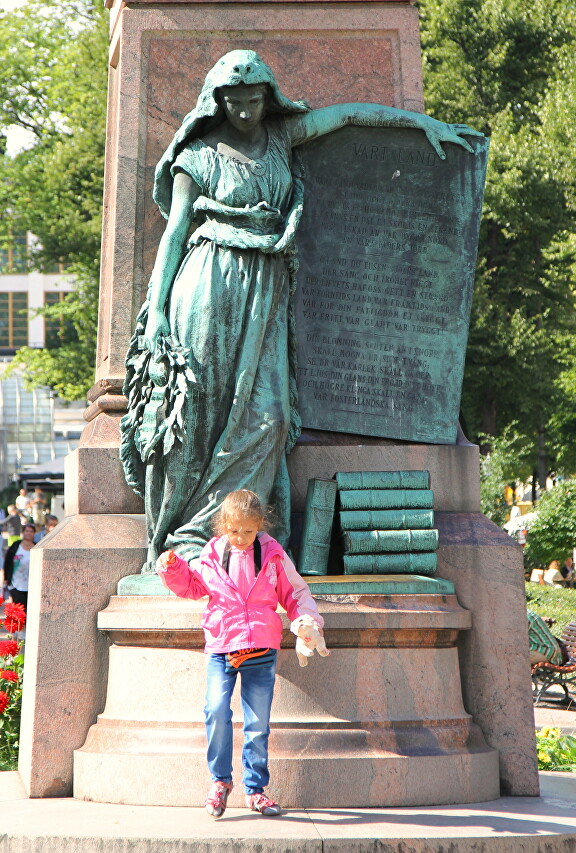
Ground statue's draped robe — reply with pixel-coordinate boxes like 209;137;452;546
121;119;302;570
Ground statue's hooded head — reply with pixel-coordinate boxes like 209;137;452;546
153;50;309;218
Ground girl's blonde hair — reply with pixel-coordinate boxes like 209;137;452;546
213;489;272;536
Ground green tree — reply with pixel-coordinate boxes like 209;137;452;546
523;479;576;567
420;0;576;477
0;0;108;400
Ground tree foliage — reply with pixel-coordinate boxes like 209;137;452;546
523;479;576;567
0;0;108;400
420;0;576;477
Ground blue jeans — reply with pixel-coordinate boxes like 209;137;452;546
204;651;277;795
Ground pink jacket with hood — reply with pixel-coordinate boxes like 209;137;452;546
156;532;323;654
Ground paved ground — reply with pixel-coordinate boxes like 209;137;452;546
0;772;575;852
534;704;576;732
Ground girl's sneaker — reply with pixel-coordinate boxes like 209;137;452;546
246;792;282;816
205;780;233;817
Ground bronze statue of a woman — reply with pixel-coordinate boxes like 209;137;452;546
120;49;481;572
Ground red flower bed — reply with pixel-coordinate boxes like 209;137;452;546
0;671;18;683
0;692;9;714
2;602;26;634
0;611;24;765
0;640;20;658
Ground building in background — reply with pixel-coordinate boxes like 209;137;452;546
0;231;84;490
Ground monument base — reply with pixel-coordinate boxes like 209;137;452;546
73;592;499;808
19;435;537;800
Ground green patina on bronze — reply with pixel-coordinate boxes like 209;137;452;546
339;489;434;510
119;48;484;586
339;509;434;530
306;576;454;595
336;471;430;491
118;573;171;596
343;552;438;575
298;478;338;577
295;128;489;443
343;528;439;554
117;572;454;597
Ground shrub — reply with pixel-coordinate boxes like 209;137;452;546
525;583;576;633
536;727;576;772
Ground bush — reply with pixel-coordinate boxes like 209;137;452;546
524;479;576;567
536;727;576;772
525;582;576;633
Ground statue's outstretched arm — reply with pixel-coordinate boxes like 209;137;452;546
287;104;484;159
143;171;201;352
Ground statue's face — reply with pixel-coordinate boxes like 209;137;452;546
219;83;268;134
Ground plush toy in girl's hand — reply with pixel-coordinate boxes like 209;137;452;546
290;614;330;667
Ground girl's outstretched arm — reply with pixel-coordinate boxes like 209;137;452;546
286;104;484;160
156;550;210;599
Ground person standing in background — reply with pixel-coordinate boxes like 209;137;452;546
15;489;31;516
30;488;47;531
1;522;36;611
544;560;565;587
1;506;23;547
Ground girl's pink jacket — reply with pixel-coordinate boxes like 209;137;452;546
156;533;324;654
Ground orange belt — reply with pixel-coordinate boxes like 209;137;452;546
226;648;271;669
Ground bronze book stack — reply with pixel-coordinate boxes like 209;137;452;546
298;470;439;577
336;471;438;576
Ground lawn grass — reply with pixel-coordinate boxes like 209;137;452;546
525;582;576;633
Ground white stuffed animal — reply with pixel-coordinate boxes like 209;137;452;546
290;615;331;667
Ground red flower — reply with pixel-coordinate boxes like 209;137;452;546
0;670;18;683
3;602;26;625
0;640;19;658
2;602;26;633
0;692;9;713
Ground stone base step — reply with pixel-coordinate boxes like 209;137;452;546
74;732;498;807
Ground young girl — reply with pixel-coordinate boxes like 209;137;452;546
156;489;325;817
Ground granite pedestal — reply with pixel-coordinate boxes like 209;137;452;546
73;584;499;807
19;437;538;801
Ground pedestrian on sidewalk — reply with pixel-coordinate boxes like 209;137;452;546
1;522;36;611
1;506;23;548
